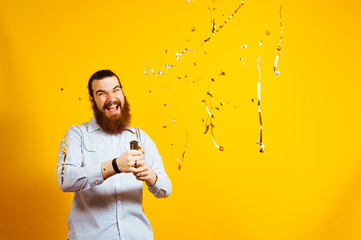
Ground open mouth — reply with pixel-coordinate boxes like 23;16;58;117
105;104;120;113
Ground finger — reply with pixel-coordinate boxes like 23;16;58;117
135;175;147;181
132;160;143;169
136;175;150;181
135;159;146;167
126;157;142;166
134;172;142;180
134;158;147;167
134;170;147;178
127;160;135;168
124;155;140;165
126;157;142;165
134;166;149;173
128;156;144;163
128;150;143;156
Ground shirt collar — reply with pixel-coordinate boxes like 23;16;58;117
125;126;137;134
88;117;101;133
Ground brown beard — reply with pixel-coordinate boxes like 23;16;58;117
92;97;131;135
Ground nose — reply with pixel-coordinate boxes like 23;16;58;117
107;91;118;102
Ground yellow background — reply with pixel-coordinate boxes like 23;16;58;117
1;0;361;239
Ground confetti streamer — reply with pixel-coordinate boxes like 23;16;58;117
201;74;225;151
60;135;69;185
165;64;176;71
175;48;199;61
274;4;283;75
274;52;281;75
211;128;224;151
145;0;245;75
144;67;157;76
147;0;245;72
211;18;216;33
209;7;217;33
178;133;189;170
203;1;244;43
257;56;264;153
240;57;247;65
142;1;283;157
205;106;213;118
144;66;170;76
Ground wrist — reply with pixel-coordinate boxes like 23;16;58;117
101;160;118;180
112;158;121;174
147;171;158;187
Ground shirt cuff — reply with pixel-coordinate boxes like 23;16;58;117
148;179;161;195
148;176;162;196
85;163;104;187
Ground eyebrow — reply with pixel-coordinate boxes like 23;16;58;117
95;85;121;95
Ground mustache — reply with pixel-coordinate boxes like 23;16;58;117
92;96;131;135
103;100;121;110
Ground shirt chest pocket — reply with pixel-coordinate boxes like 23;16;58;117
83;138;107;165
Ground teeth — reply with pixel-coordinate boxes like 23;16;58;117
108;105;117;109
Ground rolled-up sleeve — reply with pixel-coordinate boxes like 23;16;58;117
141;130;172;198
56;126;104;192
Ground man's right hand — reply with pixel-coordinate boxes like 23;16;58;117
116;150;145;173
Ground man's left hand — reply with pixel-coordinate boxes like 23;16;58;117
133;161;157;187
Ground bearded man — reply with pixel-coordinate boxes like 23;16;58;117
57;70;172;240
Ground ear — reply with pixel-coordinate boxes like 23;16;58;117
89;95;94;107
121;88;125;96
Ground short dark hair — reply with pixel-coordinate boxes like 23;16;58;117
88;70;122;97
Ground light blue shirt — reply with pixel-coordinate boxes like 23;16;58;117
57;117;172;240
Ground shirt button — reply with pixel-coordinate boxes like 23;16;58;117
95;180;99;185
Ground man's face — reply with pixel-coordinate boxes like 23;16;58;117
89;76;131;134
90;76;125;117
